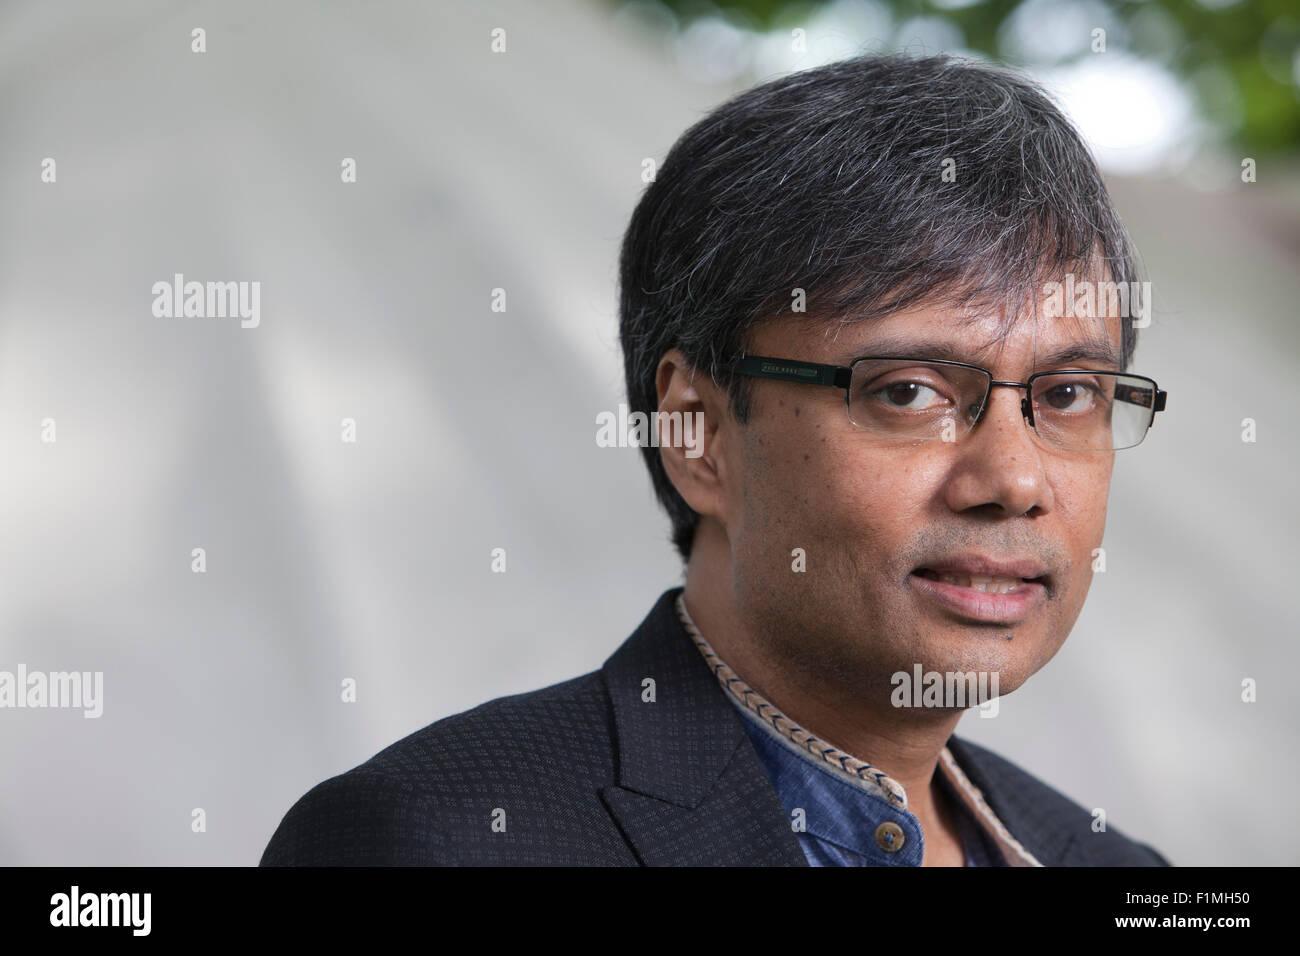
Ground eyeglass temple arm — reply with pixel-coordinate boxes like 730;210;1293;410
725;355;852;389
1123;382;1167;415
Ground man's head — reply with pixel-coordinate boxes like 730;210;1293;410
618;53;1145;706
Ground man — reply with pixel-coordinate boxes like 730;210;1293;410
261;53;1171;866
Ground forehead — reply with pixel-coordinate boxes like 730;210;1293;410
759;299;1124;374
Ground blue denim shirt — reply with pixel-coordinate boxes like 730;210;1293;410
732;697;1005;866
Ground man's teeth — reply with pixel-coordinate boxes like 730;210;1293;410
932;572;1024;593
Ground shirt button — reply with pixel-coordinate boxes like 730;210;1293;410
875;821;906;852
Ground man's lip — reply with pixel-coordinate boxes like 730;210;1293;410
908;571;1047;622
913;556;1049;583
914;567;1049;589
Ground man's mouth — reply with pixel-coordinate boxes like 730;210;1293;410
912;568;1045;594
908;563;1050;623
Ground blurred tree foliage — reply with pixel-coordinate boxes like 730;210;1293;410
643;0;1300;155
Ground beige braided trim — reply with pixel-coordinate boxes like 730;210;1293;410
937;742;1043;866
675;593;909;809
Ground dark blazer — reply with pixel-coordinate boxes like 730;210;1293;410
260;588;1171;866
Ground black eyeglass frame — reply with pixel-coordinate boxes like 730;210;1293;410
722;354;1168;448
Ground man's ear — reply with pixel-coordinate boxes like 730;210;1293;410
654;349;733;527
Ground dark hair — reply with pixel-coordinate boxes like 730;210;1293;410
618;53;1143;562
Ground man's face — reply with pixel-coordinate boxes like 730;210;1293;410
719;300;1121;707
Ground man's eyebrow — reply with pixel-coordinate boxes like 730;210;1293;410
1033;340;1122;370
838;334;1122;371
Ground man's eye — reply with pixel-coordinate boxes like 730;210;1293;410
1040;382;1097;412
869;381;946;410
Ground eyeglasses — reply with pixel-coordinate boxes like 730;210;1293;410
723;354;1168;451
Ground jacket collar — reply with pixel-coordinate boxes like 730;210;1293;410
598;587;807;865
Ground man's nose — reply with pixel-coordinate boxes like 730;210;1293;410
945;385;1054;517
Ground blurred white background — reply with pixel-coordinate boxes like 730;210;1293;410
0;0;1296;866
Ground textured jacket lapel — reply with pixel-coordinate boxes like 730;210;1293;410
599;588;807;866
